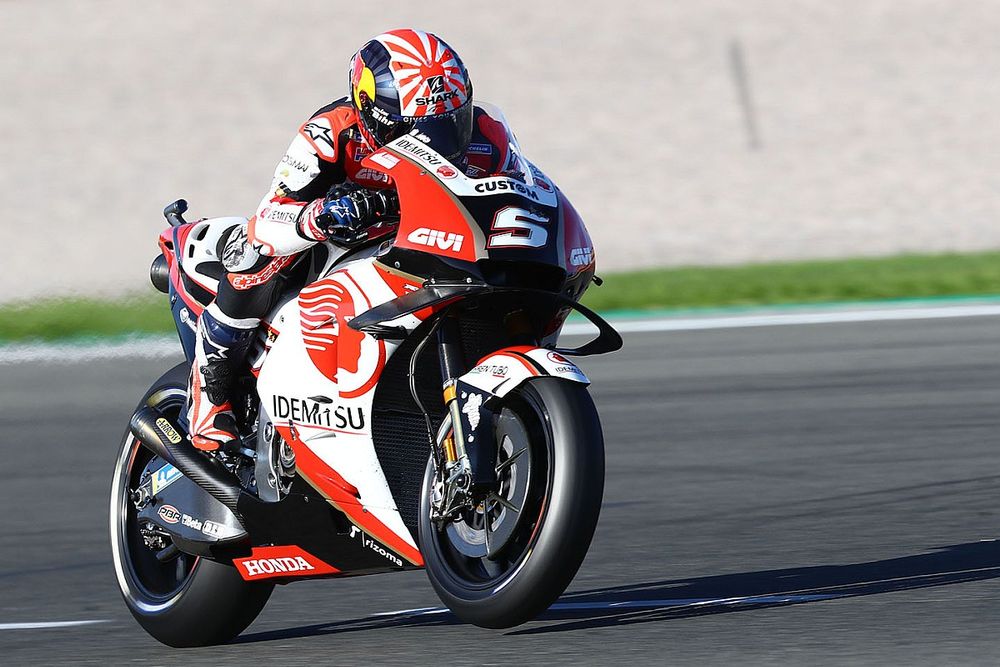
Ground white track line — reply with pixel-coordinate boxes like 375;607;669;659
0;620;108;630
2;302;999;365
561;302;1000;336
373;593;840;619
0;337;179;365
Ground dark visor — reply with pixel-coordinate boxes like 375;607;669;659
370;100;474;163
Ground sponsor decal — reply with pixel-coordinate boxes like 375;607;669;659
151;464;182;494
280;154;310;173
416;91;458;107
569;246;594;267
427;75;446;94
413;72;459;108
394;138;444;167
181;513;203;531
471;363;509;378
436;165;457;179
201;520;224;538
369;151;399;170
408;128;433;144
351;168;386;184
230;253;294;290
544;351;577;374
406;228;464;253
302;120;336;157
474;178;540;201
465;165;486;177
272;395;366;431
261;207;299;225
352;167;390;184
245;556;312;577
154;417;182;444
234;546;339;580
349;526;404;567
368;103;395;127
297;276;382;392
547;351;570;364
353;146;367;162
467;142;493;155
157;504;181;524
461;391;483;429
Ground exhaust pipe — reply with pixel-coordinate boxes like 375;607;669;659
129;406;247;519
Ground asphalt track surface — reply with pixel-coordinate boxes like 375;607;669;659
2;316;1000;665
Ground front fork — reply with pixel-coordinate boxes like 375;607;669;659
432;314;498;521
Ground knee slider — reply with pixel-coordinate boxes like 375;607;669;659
221;224;266;273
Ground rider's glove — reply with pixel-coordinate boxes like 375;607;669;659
315;185;399;247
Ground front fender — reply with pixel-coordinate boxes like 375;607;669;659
458;345;590;399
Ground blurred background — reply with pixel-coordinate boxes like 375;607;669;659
3;0;1000;303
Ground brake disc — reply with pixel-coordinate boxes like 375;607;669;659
445;410;532;559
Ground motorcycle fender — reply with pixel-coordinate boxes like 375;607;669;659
459;346;590;399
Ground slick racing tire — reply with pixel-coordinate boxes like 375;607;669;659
419;378;605;629
109;363;273;647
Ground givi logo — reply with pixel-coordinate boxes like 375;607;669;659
406;228;464;253
233;546;339;581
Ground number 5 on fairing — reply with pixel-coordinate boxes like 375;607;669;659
486;207;549;248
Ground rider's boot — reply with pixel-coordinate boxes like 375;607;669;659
186;304;256;452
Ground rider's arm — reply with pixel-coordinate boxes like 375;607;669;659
247;115;344;257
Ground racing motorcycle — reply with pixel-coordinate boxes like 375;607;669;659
109;126;622;647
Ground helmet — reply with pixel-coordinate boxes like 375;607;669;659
349;29;474;162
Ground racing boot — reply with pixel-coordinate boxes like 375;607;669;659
186;304;256;452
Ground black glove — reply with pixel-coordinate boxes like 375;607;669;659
316;184;399;246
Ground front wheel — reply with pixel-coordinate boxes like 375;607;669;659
109;363;273;647
418;378;605;628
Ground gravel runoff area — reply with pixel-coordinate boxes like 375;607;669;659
3;0;1000;302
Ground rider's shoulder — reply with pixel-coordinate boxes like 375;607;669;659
296;98;358;163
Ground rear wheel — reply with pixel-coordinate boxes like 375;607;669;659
418;378;605;628
109;363;273;647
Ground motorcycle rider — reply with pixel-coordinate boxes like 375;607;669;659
187;28;518;451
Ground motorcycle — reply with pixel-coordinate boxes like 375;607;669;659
109;126;622;646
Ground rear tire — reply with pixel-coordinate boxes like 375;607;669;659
418;378;604;628
109;363;273;647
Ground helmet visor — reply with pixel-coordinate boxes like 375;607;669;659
406;101;474;163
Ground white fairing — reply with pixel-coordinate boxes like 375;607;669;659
461;348;590;398
177;216;247;294
255;254;423;556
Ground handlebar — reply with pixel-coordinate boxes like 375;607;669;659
163;199;189;228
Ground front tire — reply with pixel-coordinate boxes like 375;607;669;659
109;363;273;647
418;378;605;628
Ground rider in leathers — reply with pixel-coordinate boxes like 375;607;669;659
187;29;517;451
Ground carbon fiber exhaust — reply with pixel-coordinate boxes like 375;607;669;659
129;406;247;520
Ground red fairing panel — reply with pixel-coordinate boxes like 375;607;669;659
275;424;424;567
233;545;340;581
361;146;482;263
560;192;595;276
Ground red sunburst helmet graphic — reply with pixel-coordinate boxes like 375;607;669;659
348;29;474;161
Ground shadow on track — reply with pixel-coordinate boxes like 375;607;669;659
235;540;1000;642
